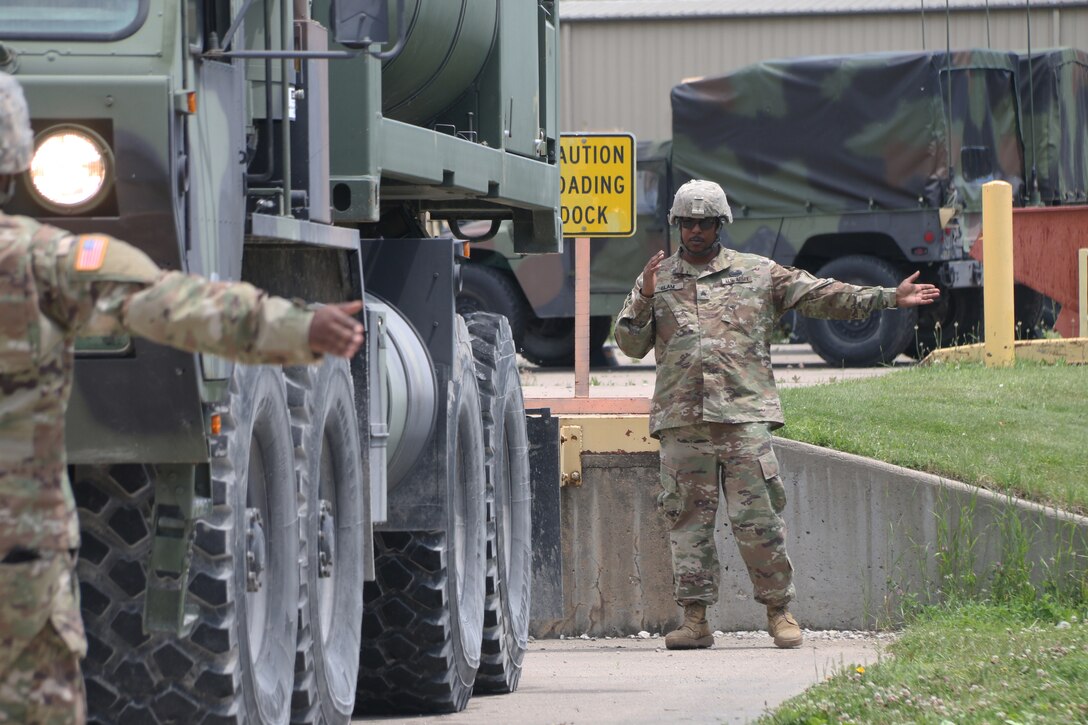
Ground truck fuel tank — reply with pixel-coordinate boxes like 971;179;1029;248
379;0;498;125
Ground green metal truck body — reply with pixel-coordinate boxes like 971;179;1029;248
2;0;557;720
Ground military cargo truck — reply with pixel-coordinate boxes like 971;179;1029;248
1;0;557;721
671;49;1050;366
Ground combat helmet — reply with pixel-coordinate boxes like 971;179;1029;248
668;179;733;225
0;72;33;174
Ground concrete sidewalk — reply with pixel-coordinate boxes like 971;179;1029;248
356;633;889;724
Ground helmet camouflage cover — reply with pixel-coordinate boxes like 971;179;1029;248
668;179;733;225
0;72;33;174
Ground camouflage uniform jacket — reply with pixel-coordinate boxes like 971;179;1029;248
615;246;896;437
0;213;320;557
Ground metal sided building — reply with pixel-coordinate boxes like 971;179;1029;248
560;0;1088;141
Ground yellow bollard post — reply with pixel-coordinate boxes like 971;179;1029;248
982;181;1016;366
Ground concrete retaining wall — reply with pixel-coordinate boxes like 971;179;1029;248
530;438;1088;637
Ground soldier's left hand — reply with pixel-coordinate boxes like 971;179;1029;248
895;272;940;308
309;301;365;357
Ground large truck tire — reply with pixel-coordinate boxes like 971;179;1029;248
355;317;487;714
464;313;532;694
800;255;917;367
75;364;300;724
286;358;364;724
521;314;612;368
457;264;528;348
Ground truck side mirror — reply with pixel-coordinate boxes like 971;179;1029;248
961;146;994;183
330;0;388;49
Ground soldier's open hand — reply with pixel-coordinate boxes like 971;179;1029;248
640;250;667;297
895;271;940;308
309;301;365;357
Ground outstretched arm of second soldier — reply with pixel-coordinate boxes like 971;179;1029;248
772;264;938;320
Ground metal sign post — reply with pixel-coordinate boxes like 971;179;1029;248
574;235;591;397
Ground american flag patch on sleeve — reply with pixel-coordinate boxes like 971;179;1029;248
74;235;110;271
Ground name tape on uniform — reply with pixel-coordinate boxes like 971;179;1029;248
560;133;636;238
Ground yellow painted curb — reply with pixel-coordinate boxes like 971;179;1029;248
921;338;1088;365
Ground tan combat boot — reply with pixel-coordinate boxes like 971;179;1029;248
664;603;714;650
767;606;803;648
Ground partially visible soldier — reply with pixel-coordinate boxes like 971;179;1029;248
615;180;939;651
0;72;364;723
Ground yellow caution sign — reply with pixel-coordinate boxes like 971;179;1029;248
560;133;636;237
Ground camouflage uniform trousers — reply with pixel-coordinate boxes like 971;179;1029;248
0;552;86;725
658;422;795;608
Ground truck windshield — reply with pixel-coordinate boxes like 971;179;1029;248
0;0;146;40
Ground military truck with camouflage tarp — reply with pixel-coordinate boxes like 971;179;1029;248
671;49;1052;366
1;0;558;721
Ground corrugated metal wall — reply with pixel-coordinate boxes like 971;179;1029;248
561;8;1088;140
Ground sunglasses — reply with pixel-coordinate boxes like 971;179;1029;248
677;218;717;231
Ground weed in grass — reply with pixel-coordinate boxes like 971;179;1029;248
987;497;1038;608
934;489;981;601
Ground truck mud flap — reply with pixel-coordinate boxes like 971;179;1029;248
526;409;562;622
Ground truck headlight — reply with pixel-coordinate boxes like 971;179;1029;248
29;126;112;213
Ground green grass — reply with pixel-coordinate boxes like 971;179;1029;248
763;360;1088;725
760;602;1088;725
777;361;1088;514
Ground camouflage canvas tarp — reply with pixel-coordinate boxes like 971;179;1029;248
1019;48;1088;204
671;50;1023;219
941;51;1025;212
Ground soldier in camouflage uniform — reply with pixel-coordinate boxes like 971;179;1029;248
0;72;364;724
614;180;938;650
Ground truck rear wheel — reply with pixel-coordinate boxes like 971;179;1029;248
355;317;487;714
800;255;917;367
457;263;528;347
464;313;532;694
521;314;611;367
287;359;364;724
75;364;300;724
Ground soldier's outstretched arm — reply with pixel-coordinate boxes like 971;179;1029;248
52;233;362;364
770;263;898;321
